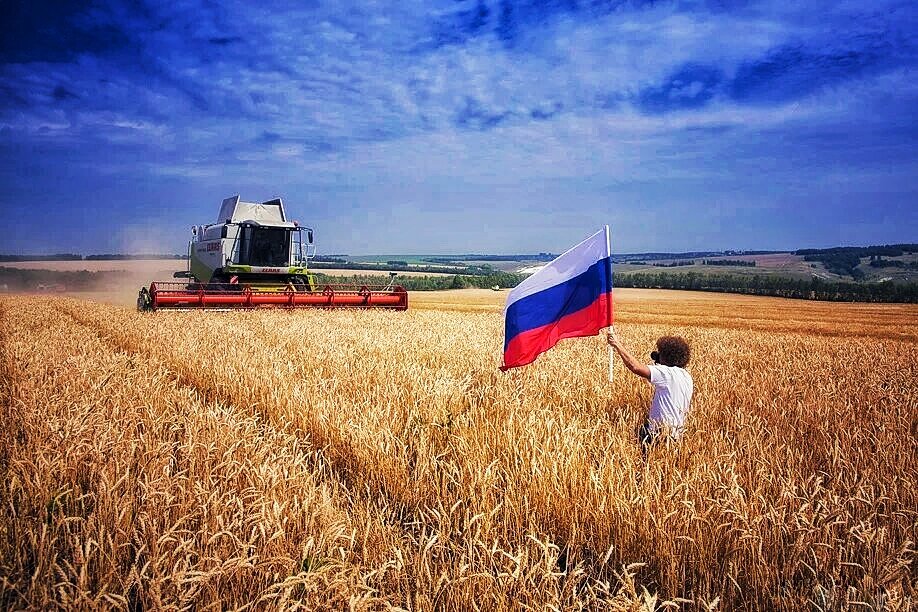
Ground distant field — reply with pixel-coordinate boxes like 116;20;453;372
616;253;821;279
0;259;187;273
616;252;918;283
696;252;801;266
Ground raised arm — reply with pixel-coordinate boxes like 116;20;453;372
606;328;651;380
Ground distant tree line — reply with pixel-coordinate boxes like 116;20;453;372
795;244;918;279
795;244;918;257
310;261;506;276
721;250;786;255
422;253;557;263
652;260;694;267
313;271;527;291
313;269;918;302
615;272;918;303
309;261;472;275
615;253;712;263
702;259;756;267
424;257;462;265
868;257;918;269
612;251;784;263
423;251;784;265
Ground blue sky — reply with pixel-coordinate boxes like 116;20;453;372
0;0;916;255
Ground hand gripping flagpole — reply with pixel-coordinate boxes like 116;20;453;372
605;224;614;383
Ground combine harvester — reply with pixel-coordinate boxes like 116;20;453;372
137;195;408;311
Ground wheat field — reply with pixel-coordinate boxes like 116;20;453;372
1;290;916;610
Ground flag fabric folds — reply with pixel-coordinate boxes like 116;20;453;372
501;227;613;371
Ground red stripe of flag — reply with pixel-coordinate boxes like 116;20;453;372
501;292;612;371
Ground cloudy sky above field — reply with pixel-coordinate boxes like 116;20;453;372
0;0;916;254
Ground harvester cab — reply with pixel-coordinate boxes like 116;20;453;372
180;196;316;288
137;195;408;311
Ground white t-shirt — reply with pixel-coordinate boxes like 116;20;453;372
648;365;694;435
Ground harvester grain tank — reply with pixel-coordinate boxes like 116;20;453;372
137;195;408;311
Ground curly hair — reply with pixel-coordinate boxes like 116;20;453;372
656;336;691;368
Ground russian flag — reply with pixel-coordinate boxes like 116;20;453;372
501;227;613;371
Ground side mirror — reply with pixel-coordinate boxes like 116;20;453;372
307;229;314;244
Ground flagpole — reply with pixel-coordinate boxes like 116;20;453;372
605;224;614;383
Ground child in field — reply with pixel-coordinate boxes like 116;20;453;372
606;329;693;454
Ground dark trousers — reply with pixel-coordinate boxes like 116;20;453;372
639;421;657;448
639;421;676;459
